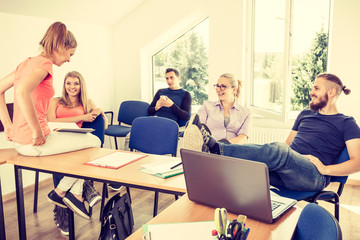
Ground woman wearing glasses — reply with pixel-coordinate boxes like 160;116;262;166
197;73;252;144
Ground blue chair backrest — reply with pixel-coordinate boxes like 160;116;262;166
82;115;105;145
129;116;179;156
118;100;149;125
331;148;349;184
292;203;342;240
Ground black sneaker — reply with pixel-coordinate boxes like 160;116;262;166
53;206;69;236
108;183;124;192
83;180;102;207
63;192;90;220
47;190;67;208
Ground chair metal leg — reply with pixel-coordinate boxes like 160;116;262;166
153;192;159;217
334;195;340;221
114;137;118;150
175;195;179;200
33;171;39;213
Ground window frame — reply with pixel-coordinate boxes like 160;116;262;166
246;0;330;122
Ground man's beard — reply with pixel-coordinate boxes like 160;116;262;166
309;94;328;111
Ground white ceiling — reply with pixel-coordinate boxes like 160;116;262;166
0;0;147;26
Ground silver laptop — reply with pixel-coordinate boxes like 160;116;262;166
180;149;297;224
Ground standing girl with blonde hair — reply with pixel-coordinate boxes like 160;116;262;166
0;22;100;224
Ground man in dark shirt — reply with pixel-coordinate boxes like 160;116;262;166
183;73;360;191
148;68;191;125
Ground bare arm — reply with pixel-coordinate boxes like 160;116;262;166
285;130;297;146
0;71;15;141
306;138;360;176
16;67;48;145
88;99;109;129
229;134;248;145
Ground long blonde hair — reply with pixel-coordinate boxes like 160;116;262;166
219;73;242;99
59;71;90;113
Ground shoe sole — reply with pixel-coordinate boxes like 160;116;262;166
62;198;90;220
108;185;124;192
61;229;70;236
89;195;102;207
47;196;67;208
183;125;203;152
55;223;70;236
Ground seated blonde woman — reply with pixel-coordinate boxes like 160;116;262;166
197;73;252;145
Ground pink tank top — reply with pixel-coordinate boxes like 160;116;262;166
56;103;85;128
12;56;54;145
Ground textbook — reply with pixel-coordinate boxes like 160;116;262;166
139;158;184;179
48;122;94;133
85;151;148;169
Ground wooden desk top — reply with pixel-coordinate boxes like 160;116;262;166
4;147;186;194
0;148;17;165
126;194;301;240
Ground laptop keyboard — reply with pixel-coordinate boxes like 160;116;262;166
271;201;282;211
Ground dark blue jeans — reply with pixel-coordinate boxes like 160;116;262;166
219;142;329;191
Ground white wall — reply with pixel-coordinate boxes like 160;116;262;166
0;12;114;195
0;12;114;110
329;0;360;124
329;0;360;180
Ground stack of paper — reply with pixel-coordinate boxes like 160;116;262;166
139;158;183;179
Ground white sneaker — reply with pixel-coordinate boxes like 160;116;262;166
183;125;204;152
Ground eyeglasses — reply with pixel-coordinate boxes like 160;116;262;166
213;84;234;91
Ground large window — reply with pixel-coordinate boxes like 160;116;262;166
152;18;209;108
250;0;331;121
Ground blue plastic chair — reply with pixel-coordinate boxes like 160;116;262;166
82;114;105;147
105;100;149;150
129;116;179;156
271;148;349;221
129;116;179;216
292;203;342;240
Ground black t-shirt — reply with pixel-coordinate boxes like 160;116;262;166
290;110;360;165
